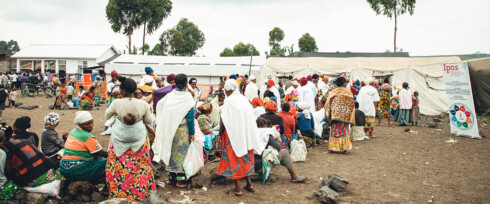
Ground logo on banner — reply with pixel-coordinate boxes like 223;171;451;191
449;103;474;130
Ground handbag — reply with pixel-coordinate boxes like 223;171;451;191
183;141;205;178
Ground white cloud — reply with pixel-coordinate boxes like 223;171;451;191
0;0;488;56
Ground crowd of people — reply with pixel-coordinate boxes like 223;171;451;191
0;67;423;201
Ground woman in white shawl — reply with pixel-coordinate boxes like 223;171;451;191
217;79;261;196
153;74;195;188
104;77;155;202
395;82;412;126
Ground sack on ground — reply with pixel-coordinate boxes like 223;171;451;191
290;139;307;162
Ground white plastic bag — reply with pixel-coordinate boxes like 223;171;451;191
24;180;62;198
183;141;205;178
290;139;307;162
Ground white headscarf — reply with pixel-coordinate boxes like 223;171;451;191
365;78;375;85
298;102;311;119
249;75;256;81
44;112;60;126
143;75;154;84
224;79;239;91
74;111;93;124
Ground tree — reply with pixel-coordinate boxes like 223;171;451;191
367;0;416;53
0;40;20;54
220;48;235;57
268;27;285;54
298;33;318;52
148;44;164;55
140;0;172;55
106;0;141;54
160;18;205;56
140;43;150;55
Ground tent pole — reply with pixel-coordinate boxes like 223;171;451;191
248;45;254;76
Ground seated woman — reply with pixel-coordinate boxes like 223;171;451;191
1;130;62;199
254;118;307;183
73;85;85;108
296;102;315;147
41;113;65;158
54;88;68;110
196;103;220;161
12;116;39;147
79;86;95;110
104;77;156;202
60;111;108;181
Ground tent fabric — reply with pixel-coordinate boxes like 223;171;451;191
256;57;462;116
467;58;490;115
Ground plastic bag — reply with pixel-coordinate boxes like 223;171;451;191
183;141;205;178
24;180;62;198
290;139;307;162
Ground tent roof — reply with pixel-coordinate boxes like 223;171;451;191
466;57;490;71
12;44;118;59
264;56;462;73
105;64;259;77
107;54;266;67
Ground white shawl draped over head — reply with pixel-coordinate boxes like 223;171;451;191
244;82;258;102
221;80;261;157
153;89;194;165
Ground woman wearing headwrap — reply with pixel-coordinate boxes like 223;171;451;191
298;77;316;113
325;77;355;153
296;102;316;147
357;78;380;138
154;74;195;188
60;111;108;181
218;79;260;196
139;67;158;90
54;88;68;110
244;75;258;102
377;78;393;126
104;77;156;201
395;82;412;126
79;86;95;110
252;97;266;118
187;78;201;107
260;100;285;148
267;79;281;100
197;103;220;161
12;116;39;147
41;113;65;158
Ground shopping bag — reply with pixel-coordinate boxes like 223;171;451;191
290;139;307;162
183;141;205;178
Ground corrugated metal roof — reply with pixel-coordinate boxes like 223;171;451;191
12;44;117;59
107;54;266;66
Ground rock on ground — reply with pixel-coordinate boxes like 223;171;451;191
67;181;93;196
191;174;211;188
91;192;105;202
427;121;438;128
316;186;339;204
75;194;91;202
21;193;48;204
327;174;349;192
100;198;132;204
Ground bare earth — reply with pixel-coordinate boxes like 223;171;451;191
3;94;489;204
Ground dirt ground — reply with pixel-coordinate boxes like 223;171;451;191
2;94;489;204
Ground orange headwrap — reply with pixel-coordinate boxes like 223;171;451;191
265;100;278;111
322;77;328;82
268;80;275;88
60;88;67;94
285;94;292;102
251;97;264;107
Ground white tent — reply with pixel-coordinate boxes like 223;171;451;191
257;57;462;115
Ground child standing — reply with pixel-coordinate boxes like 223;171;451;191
65;84;74;101
8;88;16;107
351;102;366;141
411;91;420;126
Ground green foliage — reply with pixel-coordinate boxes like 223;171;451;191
367;0;416;19
148;44;164;55
220;48;235;57
106;0;141;53
160;18;205;56
298;33;318;52
287;44;294;56
268;27;284;53
139;0;172;54
0;40;20;54
140;43;150;54
220;42;259;57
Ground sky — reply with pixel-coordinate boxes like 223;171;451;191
1;0;489;57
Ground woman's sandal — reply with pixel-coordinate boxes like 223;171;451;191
291;176;308;183
226;190;242;196
243;186;255;193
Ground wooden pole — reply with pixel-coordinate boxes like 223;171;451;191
249;45;254;76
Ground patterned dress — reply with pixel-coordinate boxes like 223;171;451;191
217;130;255;180
166;118;190;181
106;140;156;202
197;115;220;156
377;85;391;118
325;87;355;152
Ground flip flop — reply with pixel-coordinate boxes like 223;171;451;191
226;190;243;196
244;186;255;193
291;176;308;183
176;183;188;188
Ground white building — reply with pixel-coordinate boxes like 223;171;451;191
12;44;118;74
104;54;266;84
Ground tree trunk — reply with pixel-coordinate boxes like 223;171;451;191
142;21;147;55
128;27;132;54
393;1;398;53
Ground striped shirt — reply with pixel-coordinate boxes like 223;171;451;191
62;128;102;161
